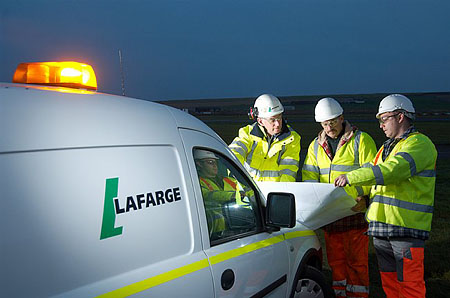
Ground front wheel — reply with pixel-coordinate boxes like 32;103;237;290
292;265;334;298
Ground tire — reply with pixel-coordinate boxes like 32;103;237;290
292;265;334;298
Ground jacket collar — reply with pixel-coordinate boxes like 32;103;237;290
250;120;292;141
317;120;356;151
382;126;416;161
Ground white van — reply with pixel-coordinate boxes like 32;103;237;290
0;62;332;297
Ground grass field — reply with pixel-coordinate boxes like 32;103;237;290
196;112;450;297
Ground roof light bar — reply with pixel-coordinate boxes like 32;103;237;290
13;61;97;91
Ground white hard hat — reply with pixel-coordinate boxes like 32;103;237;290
254;94;284;118
314;97;344;122
377;94;415;118
194;149;218;160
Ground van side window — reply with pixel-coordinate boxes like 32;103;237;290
193;149;263;244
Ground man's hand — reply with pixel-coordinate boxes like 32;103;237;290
334;174;349;187
351;196;367;212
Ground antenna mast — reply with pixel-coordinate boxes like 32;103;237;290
118;49;126;96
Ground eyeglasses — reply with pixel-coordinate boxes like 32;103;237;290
263;115;282;124
378;113;400;124
321;117;340;128
202;159;217;166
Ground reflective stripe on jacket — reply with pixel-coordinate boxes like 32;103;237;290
346;132;437;232
302;122;377;199
199;177;237;202
229;122;301;182
199;176;249;206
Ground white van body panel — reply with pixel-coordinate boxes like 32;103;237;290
0;84;220;152
0;143;212;297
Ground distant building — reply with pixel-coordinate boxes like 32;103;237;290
194;107;221;114
340;98;365;104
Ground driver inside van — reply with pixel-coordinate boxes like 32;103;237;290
194;150;243;203
194;149;248;238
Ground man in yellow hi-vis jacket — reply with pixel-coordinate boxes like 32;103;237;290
302;97;377;298
335;94;437;298
229;94;301;182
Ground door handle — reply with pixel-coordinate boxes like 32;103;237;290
221;269;235;291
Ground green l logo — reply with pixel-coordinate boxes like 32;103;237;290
100;178;123;240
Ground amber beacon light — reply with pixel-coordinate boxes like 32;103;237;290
13;61;98;91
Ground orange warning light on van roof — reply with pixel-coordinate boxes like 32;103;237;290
12;61;97;91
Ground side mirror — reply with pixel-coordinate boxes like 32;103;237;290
266;192;296;228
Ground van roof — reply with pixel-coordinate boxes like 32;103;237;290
0;83;222;153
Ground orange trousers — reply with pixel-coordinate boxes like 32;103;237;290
324;228;369;298
373;237;426;298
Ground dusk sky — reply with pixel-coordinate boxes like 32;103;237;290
1;0;450;101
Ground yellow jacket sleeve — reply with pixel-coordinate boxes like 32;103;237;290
302;139;320;182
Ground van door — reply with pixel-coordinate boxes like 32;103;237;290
180;129;290;298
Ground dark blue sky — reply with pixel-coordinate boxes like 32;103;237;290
1;0;450;100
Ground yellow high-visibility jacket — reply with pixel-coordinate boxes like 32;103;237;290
199;176;240;203
199;176;251;235
229;122;301;182
346;132;437;232
199;176;238;234
302;122;377;199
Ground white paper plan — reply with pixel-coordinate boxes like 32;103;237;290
256;182;361;230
